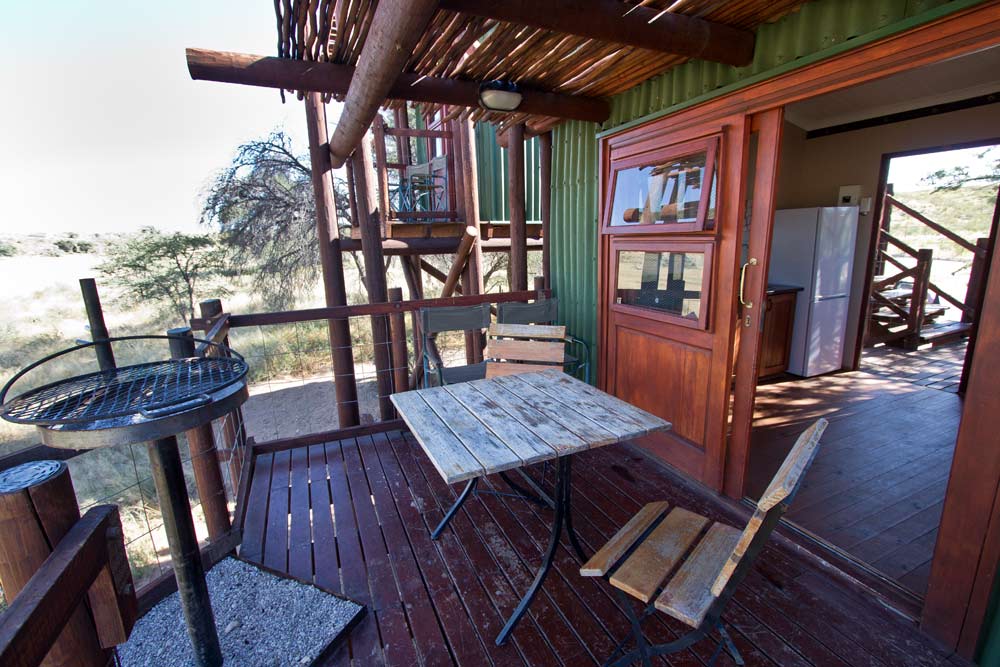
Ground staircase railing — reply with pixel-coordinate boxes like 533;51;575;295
866;188;988;347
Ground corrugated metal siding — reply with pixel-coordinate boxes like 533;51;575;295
475;123;541;222
550;120;601;362
547;0;980;380
606;0;959;127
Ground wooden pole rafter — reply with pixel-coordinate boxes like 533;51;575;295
439;0;755;66
185;48;610;124
328;0;441;168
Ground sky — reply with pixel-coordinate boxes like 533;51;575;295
0;1;338;235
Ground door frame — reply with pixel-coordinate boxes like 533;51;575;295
593;1;1000;654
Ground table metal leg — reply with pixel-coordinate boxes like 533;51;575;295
431;476;478;540
147;436;223;667
496;455;588;645
563;457;586;562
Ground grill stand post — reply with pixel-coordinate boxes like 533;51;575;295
147;436;223;667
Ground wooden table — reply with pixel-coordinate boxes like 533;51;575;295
391;369;671;644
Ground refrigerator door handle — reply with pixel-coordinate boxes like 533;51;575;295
814;293;848;302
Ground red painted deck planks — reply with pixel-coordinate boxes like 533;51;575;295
288;446;313;581
262;450;290;571
240;451;273;563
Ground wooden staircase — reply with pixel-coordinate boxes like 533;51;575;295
866;189;987;350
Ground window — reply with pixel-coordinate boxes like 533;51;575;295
605;137;718;233
613;243;714;328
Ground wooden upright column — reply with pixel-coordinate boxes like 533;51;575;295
0;461;108;667
458;118;484;363
305;92;361;428
351;131;395;421
507;123;528;292
539;132;552;290
198;299;244;495
168;327;230;540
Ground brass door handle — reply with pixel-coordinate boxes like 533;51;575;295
739;258;758;308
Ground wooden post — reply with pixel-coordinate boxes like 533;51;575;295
352;131;395;421
458;118;484;364
534;276;546;295
394;106;411;166
79;278;115;371
198;299;244;495
168;328;231;541
450;119;467;222
507;123;528;292
0;461;108;667
373;117;392;235
906;248;934;348
964;237;990;324
305;92;361;428
539;132;552;290
401;257;425;389
441;227;479;298
387;288;409;394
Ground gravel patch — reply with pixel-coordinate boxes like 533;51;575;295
118;557;363;667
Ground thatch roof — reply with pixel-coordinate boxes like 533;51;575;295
274;0;810;130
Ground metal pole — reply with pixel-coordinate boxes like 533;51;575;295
79;278;116;371
147;436;223;667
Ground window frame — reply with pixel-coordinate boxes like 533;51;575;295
609;238;716;330
601;135;720;235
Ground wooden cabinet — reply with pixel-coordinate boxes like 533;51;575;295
758;290;797;378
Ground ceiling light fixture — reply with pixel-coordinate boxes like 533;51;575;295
478;80;523;112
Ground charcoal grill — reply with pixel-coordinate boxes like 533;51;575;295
1;333;250;667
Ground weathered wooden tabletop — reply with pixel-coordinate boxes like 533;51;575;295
391;370;671;485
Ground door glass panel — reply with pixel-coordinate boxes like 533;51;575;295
616;250;706;323
610;152;715;228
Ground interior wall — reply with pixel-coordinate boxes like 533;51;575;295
773;103;1000;363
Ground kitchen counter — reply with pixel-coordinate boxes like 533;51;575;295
766;284;804;296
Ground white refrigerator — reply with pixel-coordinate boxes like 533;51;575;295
768;206;859;377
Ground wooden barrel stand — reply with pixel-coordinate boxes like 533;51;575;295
0;461;110;667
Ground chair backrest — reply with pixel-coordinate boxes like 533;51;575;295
497;298;559;325
420;302;491;336
709;418;827;598
485;323;566;378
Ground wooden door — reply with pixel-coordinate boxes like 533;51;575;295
598;114;749;490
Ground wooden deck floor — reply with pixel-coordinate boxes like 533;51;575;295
240;429;967;667
747;370;961;597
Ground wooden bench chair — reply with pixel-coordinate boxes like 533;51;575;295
581;419;828;667
497;298;591;382
485;322;567;378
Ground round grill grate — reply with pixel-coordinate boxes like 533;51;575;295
2;356;248;426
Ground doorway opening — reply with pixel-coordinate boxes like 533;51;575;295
742;46;1000;606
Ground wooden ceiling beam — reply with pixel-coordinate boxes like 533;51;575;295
328;0;440;168
186;48;610;124
439;0;755;66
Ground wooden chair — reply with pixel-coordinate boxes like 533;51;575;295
485;323;567;378
497;298;591;382
581;419;828;667
419;303;491;387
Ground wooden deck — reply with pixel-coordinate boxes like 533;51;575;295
747;370;961;598
240;429;967;666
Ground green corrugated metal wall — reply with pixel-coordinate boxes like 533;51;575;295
475;124;542;222
548;0;983;369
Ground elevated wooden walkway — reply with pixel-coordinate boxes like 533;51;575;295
240;429;968;666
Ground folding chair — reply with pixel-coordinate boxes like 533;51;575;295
419;303;491;387
497;298;591;383
418;306;556;540
581;419;828;667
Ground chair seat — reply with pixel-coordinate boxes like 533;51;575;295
580;501;742;626
439;362;487;385
655;522;742;627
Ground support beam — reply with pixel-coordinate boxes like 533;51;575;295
438;0;755;66
441;227;479;298
351;132;395;421
338;236;542;255
420;259;462;295
507;123;528;291
328;0;441;168
539;131;552;290
186;49;610;123
458;118;484;364
304;93;361;428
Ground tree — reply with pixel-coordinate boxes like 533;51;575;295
923;146;1000;194
99;227;229;324
200;130;358;308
